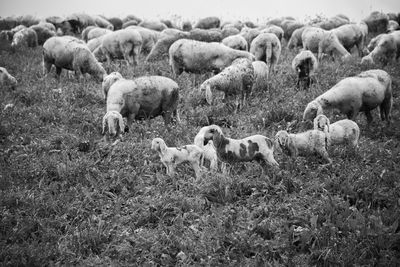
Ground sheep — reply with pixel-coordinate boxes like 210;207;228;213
313;114;360;148
29;24;56;45
221;25;240;38
0;67;17;89
81;26;97;42
126;26;161;54
275;130;331;164
102;71;124;100
312;15;349;30
93;15;114;30
199;58;254;113
303;69;392;125
221;34;248;51
363;11;389;34
302;27;350;61
43;36;106;81
252;61;269;91
169;39;254;76
250;32;281;74
194;125;223;171
194;16;220;29
93;28;143;66
330;23;366;56
281;20;305;41
11;28;38;49
291;50;318;90
103;76;180;139
240;27;260;49
387;20;400;32
287;26;306;49
361;33;397;66
208;127;279;170
87;27;112;42
138;20;167;31
145;30;189;61
106;17;123;30
260;25;284;42
188;28;223;42
151;138;203;179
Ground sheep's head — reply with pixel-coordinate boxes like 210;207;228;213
0;67;17;89
102;72;123;100
102;111;124;139
361;54;374;66
199;82;213;105
203;125;223;145
314;114;330;132
274;130;290;150
151;138;167;153
303;101;323;122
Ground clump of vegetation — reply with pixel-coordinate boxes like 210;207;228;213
1;28;400;266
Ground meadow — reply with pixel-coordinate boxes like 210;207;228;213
1;31;400;266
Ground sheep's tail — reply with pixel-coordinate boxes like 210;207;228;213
266;42;272;63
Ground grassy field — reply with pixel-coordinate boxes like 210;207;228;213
1;34;400;266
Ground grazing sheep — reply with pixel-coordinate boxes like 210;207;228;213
194;125;223;171
138;20;167;31
313;114;360;148
291;50;318;90
260;25;284;42
388;20;400;32
127;26;161;54
221;25;240;38
275;130;331;164
151;138;203;179
250;32;281;74
209;128;279;168
169;39;254;75
303;69;392;125
103;76;180;138
199;58;254;112
87;27;112;42
330;23;366;56
93;29;143;66
240;27;260;49
361;33;397;66
102;71;124;100
29;24;56;45
363;11;389;34
287;26;306;49
0;67;17;89
11;28;38;49
145;30;189;61
43;36;106;81
252;61;269;91
194;16;220;29
222;34;248;51
312;14;349;30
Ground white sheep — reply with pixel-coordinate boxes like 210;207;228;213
43;36;107;81
102;71;124;100
275;130;331;164
303;69;392;125
222;34;248;51
330;23;366;56
313;114;360;148
86;27;112;42
93;28;143;66
361;31;400;66
259;25;284;42
287;26;306;49
208;127;279;169
151;138;203;179
194;125;223;171
252;61;269;91
291;50;318;90
0;67;17;89
102;76;180;140
11;28;38;49
199;58;254;113
168;39;255;75
249;32;281;74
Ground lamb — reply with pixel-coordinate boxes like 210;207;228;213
313;114;360;148
291;50;318;90
169;39;254;75
102;76;180;140
93;28;142;66
303;69;392;125
0;67;17;89
43;36;107;81
222;34;248;51
151;138;203;179
11;28;38;49
208;127;279;169
194;125;222;171
275;130;331;164
199;58;254;113
249;33;281;74
252;61;269;91
102;71;124;100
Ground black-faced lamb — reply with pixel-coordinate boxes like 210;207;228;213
43;36;106;81
291;50;318;90
199;58;254;113
151;138;203;179
102;76;180;140
0;67;17;89
275;130;331;164
249;32;281;74
313;115;360;148
169;39;254;75
303;69;392;125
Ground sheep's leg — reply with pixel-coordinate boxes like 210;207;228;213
319;149;332;165
380;101;391;125
173;109;181;124
192;161;202;179
43;61;52;76
234;95;240;113
365;110;373;125
209;158;218;171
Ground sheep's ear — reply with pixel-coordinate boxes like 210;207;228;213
159;140;167;153
117;113;125;134
313;116;319;130
102;113;108;135
316;103;323;116
324;117;330;133
205;85;213;105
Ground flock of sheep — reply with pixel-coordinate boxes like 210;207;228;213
0;10;398;178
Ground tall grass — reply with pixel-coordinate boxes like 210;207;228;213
1;34;400;266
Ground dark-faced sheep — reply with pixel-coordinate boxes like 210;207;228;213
291;50;318;90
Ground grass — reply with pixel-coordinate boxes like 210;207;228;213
1;34;400;266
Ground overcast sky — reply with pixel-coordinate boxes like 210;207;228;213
0;0;399;23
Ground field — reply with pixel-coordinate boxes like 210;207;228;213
1;33;400;266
